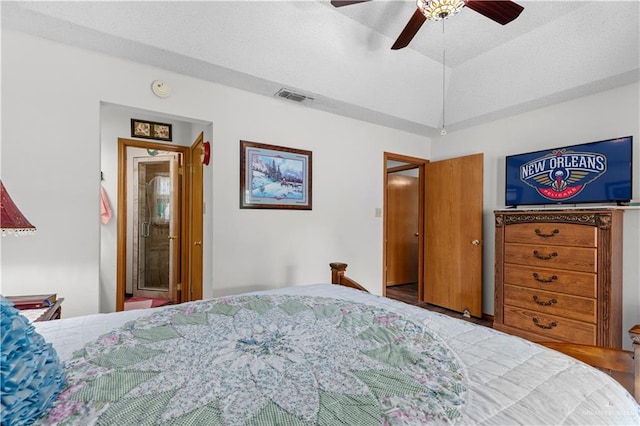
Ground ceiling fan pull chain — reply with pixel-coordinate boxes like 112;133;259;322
441;19;447;135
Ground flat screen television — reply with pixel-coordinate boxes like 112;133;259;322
505;136;633;207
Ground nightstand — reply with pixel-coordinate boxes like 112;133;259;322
5;294;64;322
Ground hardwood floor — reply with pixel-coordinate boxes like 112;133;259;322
386;283;493;328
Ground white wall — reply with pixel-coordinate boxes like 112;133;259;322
430;83;640;349
0;30;430;317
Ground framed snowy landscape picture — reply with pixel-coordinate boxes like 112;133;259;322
240;140;312;210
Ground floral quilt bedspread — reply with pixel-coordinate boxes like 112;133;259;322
38;295;466;425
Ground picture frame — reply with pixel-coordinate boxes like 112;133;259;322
131;119;172;141
240;140;312;210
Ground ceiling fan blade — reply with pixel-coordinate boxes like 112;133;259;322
465;0;524;25
330;1;371;7
391;8;427;50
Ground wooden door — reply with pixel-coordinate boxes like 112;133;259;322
424;153;483;317
189;133;204;301
386;174;419;286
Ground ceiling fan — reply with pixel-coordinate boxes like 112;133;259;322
331;0;524;49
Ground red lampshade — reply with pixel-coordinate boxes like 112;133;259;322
0;180;36;236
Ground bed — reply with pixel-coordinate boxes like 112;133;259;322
2;263;639;425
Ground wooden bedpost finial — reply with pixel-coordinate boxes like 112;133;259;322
329;262;348;272
629;324;640;345
330;262;348;284
329;262;368;293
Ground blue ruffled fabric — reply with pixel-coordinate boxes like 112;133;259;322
1;296;65;426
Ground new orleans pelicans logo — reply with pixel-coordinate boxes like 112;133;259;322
520;149;607;201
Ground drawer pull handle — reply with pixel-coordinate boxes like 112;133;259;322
532;273;558;283
533;295;557;306
533;250;558;260
535;228;560;238
532;317;557;329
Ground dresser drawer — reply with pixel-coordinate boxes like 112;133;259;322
505;223;596;247
503;305;596;345
504;243;597;273
504;285;596;323
503;264;596;298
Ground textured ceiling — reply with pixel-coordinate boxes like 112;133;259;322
2;1;639;137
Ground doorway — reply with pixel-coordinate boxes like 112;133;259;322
384;152;484;317
383;153;426;301
116;136;203;311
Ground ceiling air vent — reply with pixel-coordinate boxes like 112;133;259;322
275;88;313;103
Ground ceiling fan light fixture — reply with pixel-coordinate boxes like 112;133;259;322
417;0;465;21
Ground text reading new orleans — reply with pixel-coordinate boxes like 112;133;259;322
521;152;606;179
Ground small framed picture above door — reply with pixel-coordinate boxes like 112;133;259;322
131;119;172;142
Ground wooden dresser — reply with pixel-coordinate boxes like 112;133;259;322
494;208;623;348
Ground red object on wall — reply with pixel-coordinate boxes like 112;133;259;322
202;141;211;165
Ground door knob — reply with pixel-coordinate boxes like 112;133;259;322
168;235;177;240
414;233;419;237
194;241;202;246
471;239;481;246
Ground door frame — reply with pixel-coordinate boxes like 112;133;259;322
383;152;427;300
116;138;192;311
